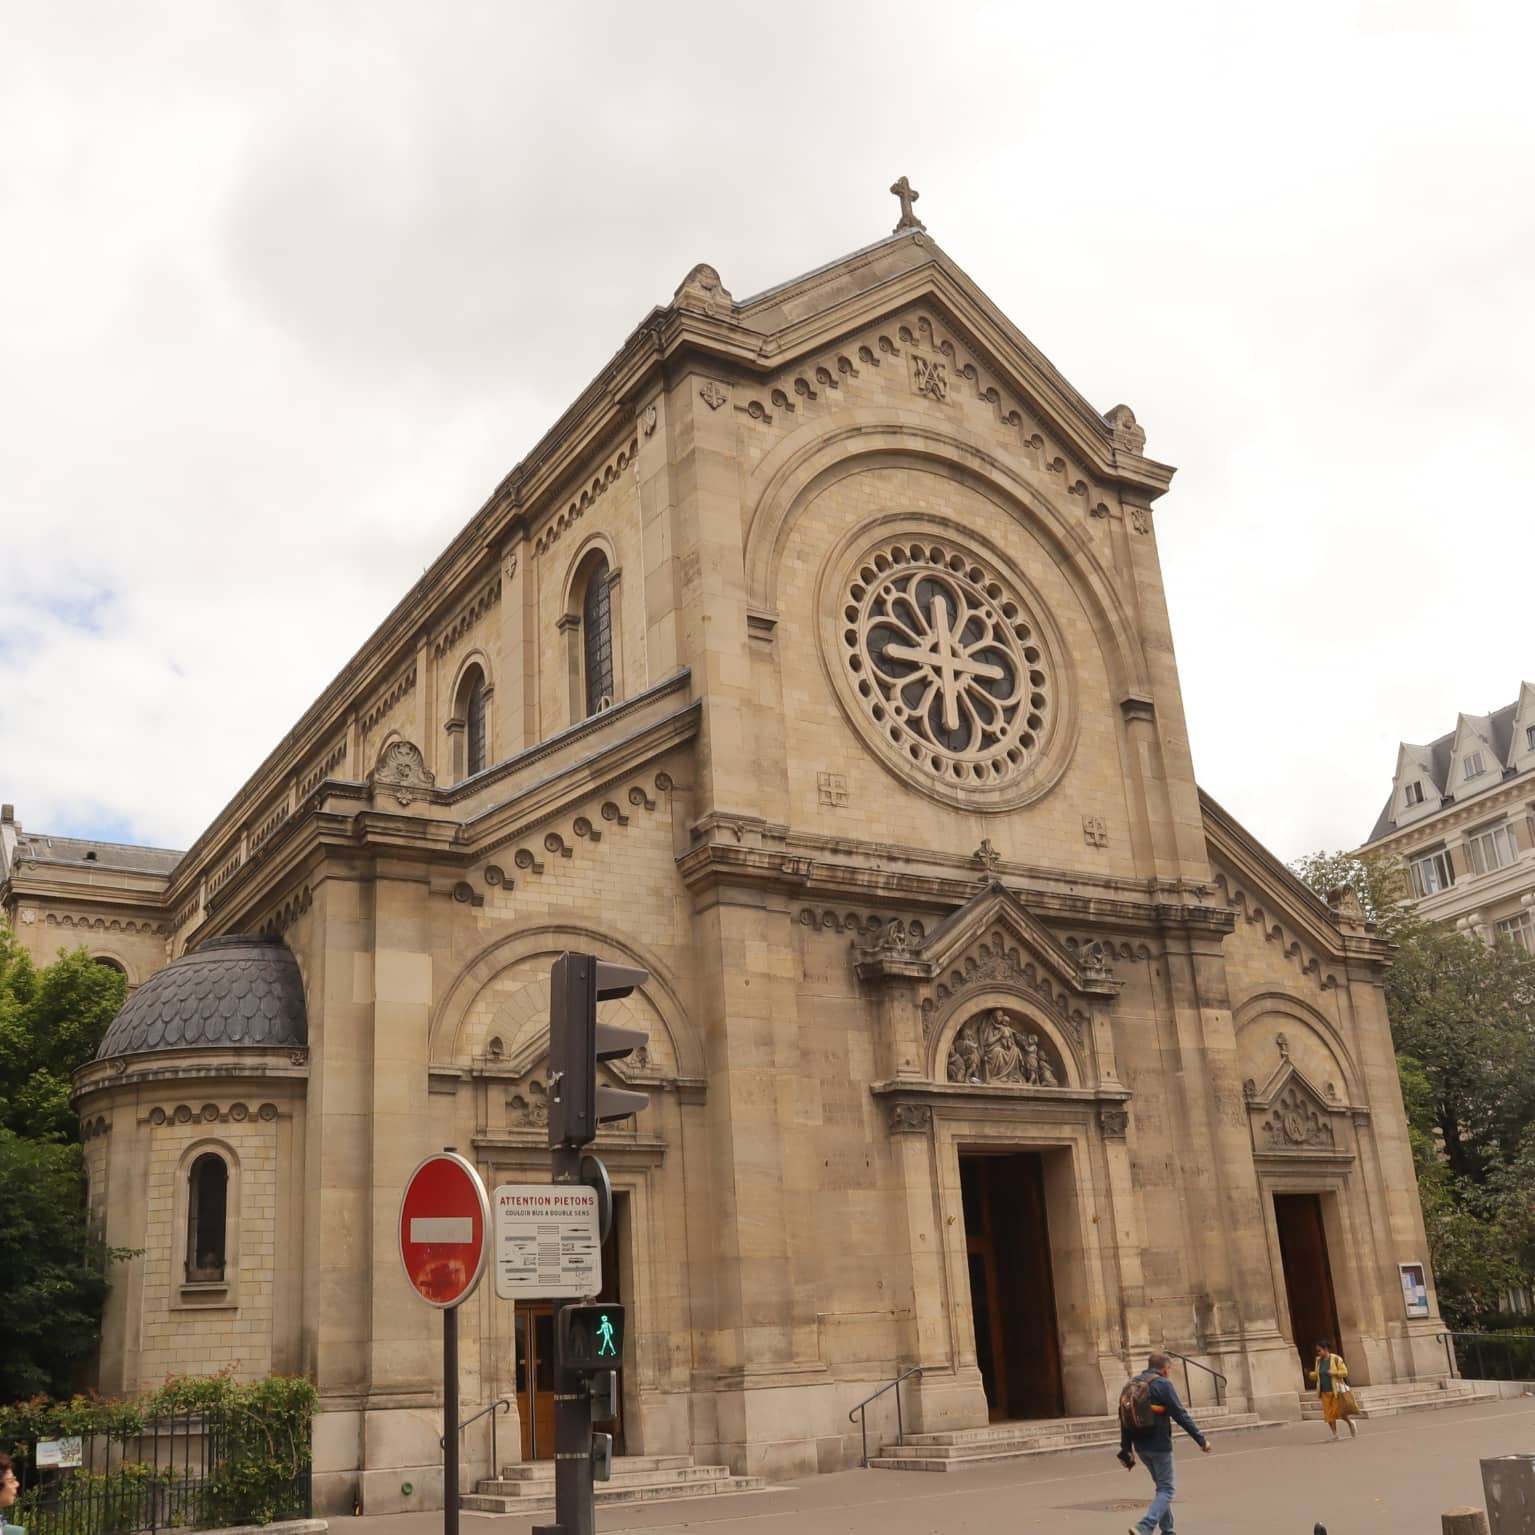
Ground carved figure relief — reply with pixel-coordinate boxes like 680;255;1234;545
887;1103;932;1134
835;538;1051;796
508;1080;549;1128
946;1009;1061;1087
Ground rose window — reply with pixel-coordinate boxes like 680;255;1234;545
839;541;1049;787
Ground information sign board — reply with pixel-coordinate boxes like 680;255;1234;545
493;1183;602;1299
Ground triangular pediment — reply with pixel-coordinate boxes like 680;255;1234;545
916;880;1087;997
1248;1062;1340;1153
706;232;1174;500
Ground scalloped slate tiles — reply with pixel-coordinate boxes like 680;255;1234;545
96;933;307;1060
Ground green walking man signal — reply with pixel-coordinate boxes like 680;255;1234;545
557;1302;627;1372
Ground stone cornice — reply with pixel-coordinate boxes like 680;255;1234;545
191;680;698;939
72;1047;308;1103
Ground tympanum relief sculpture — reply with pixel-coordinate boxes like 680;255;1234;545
946;1009;1060;1087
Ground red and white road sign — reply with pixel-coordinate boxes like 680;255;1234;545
398;1151;491;1309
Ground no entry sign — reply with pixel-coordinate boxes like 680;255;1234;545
399;1151;491;1308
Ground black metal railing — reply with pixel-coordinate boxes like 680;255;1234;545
11;1411;312;1535
440;1398;513;1490
1164;1350;1226;1409
849;1367;924;1468
1438;1330;1535;1381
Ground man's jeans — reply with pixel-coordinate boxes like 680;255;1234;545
1136;1448;1176;1534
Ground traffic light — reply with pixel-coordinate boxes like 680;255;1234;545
558;1303;626;1371
547;951;650;1148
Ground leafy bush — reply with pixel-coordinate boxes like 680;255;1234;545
2;1376;317;1535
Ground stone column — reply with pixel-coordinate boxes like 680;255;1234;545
1160;912;1295;1415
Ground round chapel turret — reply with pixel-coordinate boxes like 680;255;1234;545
95;933;308;1059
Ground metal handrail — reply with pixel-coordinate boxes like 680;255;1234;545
1163;1350;1226;1408
440;1398;513;1487
848;1366;924;1467
1437;1329;1535;1381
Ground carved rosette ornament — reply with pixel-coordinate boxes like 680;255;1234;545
831;538;1057;804
945;1009;1062;1088
370;740;436;805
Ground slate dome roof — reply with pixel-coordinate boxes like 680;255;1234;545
95;933;307;1061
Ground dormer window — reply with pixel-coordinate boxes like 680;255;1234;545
1404;781;1425;807
1527;725;1535;752
1464;751;1486;780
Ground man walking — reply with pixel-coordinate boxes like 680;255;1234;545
1118;1351;1212;1535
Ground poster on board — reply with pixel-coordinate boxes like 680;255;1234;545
1399;1262;1430;1318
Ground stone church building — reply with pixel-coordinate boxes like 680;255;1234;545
7;193;1445;1511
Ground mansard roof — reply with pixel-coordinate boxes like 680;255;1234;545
1364;684;1533;844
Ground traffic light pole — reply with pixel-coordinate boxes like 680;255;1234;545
543;1143;595;1535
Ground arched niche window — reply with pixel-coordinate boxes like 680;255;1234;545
465;672;487;776
186;1152;228;1283
582;556;614;718
94;956;126;977
447;661;493;783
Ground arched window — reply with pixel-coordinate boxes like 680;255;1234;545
186;1153;228;1283
94;956;126;976
465;672;487;777
582;557;614;718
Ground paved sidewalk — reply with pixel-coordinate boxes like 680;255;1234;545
349;1395;1535;1535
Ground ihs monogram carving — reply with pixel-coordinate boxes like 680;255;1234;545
946;1009;1061;1087
912;354;949;402
640;404;657;436
1082;815;1108;848
699;380;729;411
1128;507;1151;535
1259;1082;1334;1151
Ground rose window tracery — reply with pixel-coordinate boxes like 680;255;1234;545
839;542;1049;789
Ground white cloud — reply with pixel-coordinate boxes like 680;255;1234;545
2;0;1531;862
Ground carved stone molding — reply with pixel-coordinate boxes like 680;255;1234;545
887;1102;933;1135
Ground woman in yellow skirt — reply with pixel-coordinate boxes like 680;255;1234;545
1308;1338;1358;1440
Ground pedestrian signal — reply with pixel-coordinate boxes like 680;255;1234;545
558;1302;626;1371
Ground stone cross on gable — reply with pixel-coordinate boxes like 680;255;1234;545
890;176;926;232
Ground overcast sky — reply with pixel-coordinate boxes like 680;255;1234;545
2;1;1531;866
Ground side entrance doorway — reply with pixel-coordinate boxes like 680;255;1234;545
515;1198;626;1460
1273;1192;1342;1370
960;1151;1064;1421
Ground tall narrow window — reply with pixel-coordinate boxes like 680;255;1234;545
583;557;614;718
186;1153;228;1283
465;673;487;777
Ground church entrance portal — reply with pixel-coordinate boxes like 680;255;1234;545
960;1152;1064;1420
515;1196;626;1460
1273;1192;1342;1370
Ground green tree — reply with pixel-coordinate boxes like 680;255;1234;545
0;923;126;1141
0;1128;111;1400
1292;851;1535;1326
0;924;129;1400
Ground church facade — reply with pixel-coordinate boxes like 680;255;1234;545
28;204;1446;1512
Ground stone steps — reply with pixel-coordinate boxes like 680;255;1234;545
460;1455;766;1514
1298;1379;1492;1420
868;1407;1275;1472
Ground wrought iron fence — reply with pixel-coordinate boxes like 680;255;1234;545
11;1410;312;1535
1440;1330;1535;1381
